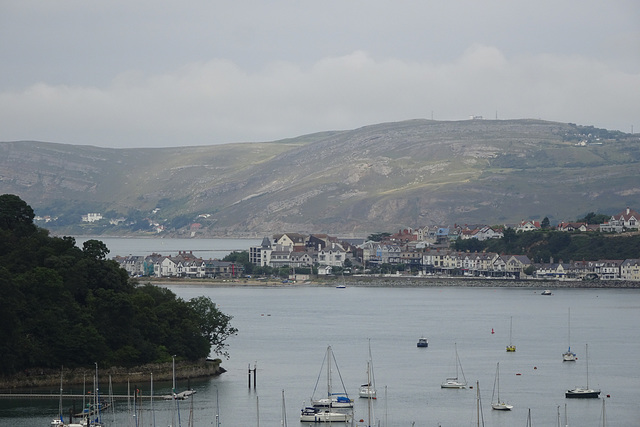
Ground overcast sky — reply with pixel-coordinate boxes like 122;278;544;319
1;1;639;148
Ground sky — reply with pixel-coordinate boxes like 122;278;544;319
1;0;639;148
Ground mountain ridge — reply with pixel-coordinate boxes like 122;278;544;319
1;119;638;237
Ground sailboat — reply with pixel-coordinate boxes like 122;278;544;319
305;345;353;422
441;343;467;388
563;308;577;361
491;362;513;410
51;369;65;427
359;340;377;399
566;344;601;398
506;316;516;352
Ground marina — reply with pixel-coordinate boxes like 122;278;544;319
1;283;637;426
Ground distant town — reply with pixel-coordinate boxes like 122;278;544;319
113;207;640;282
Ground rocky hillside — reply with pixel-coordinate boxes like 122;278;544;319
1;119;638;236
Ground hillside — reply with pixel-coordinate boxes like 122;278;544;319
1;119;638;236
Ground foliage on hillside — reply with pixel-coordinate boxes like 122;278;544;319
3;120;640;236
0;194;237;377
454;228;640;263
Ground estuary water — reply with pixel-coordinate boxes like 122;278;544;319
72;237;262;260
2;285;639;426
2;238;639;426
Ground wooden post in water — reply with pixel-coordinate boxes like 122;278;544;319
247;362;257;389
253;362;257;389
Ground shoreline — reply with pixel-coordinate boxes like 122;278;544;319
0;359;224;391
147;275;640;289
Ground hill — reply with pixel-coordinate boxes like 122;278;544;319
1;119;638;236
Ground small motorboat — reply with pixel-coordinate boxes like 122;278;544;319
541;290;552;295
417;337;429;347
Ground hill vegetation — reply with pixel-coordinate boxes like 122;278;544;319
454;228;640;263
1;119;639;236
0;195;237;377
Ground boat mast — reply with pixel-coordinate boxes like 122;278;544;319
586;344;590;389
326;346;332;398
368;338;376;392
568;308;571;351
496;363;500;403
58;367;63;422
366;361;373;427
281;389;287;427
454;343;459;380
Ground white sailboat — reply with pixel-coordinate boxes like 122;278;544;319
300;406;351;423
566;343;601;398
506;316;516;352
441;343;467;388
51;369;65;427
359;339;377;399
307;346;353;416
562;308;576;361
490;362;513;410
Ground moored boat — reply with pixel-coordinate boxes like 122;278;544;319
566;344;600;398
563;308;577;362
417;337;428;347
441;343;467;389
309;346;354;409
300;406;351;423
506;316;516;352
491;362;513;410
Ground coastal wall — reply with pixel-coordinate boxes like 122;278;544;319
0;359;224;390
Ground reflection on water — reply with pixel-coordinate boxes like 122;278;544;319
2;285;638;426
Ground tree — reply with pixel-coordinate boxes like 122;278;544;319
367;232;391;242
541;217;550;229
577;212;609;224
0;195;238;374
0;194;36;234
188;296;238;359
82;239;110;260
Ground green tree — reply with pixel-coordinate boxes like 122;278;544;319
188;296;238;359
577;212;609;224
541;217;550;229
0;195;238;375
83;239;110;260
367;232;391;242
0;194;36;235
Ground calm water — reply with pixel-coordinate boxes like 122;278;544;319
2;285;639;426
73;237;262;260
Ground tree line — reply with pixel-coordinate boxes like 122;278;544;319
0;194;237;377
454;228;640;263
